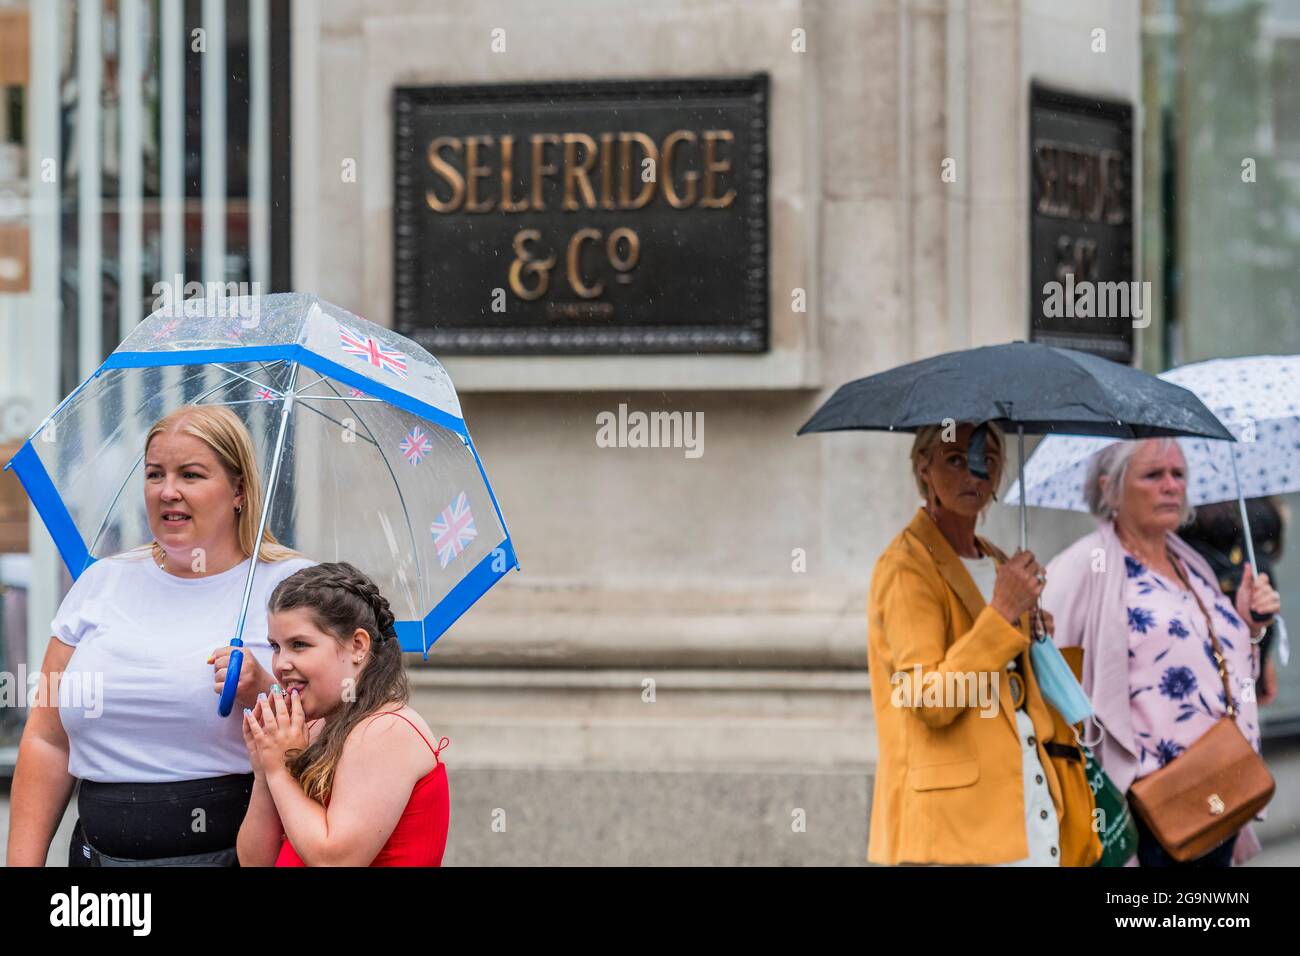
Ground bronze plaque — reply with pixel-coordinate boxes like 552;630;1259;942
393;75;769;354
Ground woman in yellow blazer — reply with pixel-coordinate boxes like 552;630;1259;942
867;422;1100;866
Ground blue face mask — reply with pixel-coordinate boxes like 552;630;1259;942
1029;631;1094;726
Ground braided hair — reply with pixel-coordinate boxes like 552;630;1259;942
267;561;409;803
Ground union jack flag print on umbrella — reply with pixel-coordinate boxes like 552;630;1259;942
400;426;433;464
339;325;409;378
431;492;477;568
4;293;517;717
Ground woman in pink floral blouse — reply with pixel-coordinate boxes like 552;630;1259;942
1043;438;1281;867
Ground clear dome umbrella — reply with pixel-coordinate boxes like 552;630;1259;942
4;293;518;715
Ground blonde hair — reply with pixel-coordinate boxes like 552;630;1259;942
910;422;1006;509
129;404;302;565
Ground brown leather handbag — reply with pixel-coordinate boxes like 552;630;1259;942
1127;557;1275;863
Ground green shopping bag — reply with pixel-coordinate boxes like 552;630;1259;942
1084;745;1138;867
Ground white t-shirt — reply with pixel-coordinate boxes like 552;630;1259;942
51;549;316;783
960;554;998;604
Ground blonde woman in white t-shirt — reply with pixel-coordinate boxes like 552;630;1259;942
5;404;314;866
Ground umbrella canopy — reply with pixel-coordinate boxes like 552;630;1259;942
4;293;517;662
798;341;1235;553
1008;354;1300;511
797;341;1235;440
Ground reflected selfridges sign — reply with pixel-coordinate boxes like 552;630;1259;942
393;75;769;355
1029;83;1135;364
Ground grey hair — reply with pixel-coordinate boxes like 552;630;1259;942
1084;438;1194;525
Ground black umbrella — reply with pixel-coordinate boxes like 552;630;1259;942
797;341;1235;548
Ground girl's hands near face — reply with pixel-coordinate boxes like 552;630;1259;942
244;688;308;776
241;706;265;778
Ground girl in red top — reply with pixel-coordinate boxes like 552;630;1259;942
236;562;449;867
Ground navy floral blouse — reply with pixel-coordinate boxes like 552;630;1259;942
1124;550;1262;777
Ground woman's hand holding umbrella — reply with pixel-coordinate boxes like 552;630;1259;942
989;549;1047;626
1236;563;1281;639
209;644;273;710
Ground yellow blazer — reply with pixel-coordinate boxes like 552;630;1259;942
866;508;1100;866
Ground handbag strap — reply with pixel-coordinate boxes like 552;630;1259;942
1168;553;1237;717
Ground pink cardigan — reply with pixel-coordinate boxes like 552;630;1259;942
1042;519;1261;864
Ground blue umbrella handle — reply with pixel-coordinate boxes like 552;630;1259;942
218;641;244;717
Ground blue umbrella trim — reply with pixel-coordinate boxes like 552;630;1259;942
404;536;518;659
5;440;94;577
102;345;470;439
5;346;520;657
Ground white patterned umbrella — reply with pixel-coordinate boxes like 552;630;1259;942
1007;355;1300;515
1007;354;1300;665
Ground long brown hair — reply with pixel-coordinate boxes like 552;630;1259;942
129;404;301;564
267;561;409;803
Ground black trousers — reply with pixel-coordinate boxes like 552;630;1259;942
1134;813;1238;868
69;773;254;866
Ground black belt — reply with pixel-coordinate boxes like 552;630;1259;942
76;773;254;860
1045;742;1083;764
72;818;240;867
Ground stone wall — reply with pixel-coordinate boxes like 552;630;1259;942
296;0;1139;864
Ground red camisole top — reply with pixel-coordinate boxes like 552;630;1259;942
274;710;450;867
